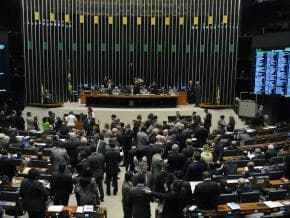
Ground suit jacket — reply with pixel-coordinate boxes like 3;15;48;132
51;147;70;171
154;172;174;193
105;147;121;175
51;170;73;200
128;184;151;218
87;152;105;179
204;113;212;129
167;152;186;173
151;191;183;218
184;160;208;181
20;179;48;212
136;132;148;148
193;180;220;210
151;154;163;188
133;172;153;188
195;127;209;147
96;140;107;156
65;140;80;165
0;156;16;181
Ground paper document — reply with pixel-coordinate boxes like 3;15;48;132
84;205;94;212
47;205;64;212
263;201;284;208
76;206;84;213
227;202;240;210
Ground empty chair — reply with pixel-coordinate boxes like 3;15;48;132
22;149;37;156
42;148;52;156
218;193;238;204
235;160;249;168
256;138;270;144
7;147;22;154
268;189;287;201
270;156;283;164
27;160;50;168
227;174;244;180
240;191;260;203
244;140;255;145
0;191;25;216
268;171;284;180
223;149;239;157
253;159;266;166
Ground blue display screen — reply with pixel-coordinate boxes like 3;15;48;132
0;43;6;75
254;47;290;96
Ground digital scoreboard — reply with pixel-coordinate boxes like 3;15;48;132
254;47;290;96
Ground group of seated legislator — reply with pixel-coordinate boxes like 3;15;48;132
0;109;289;218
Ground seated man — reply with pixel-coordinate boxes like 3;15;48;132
193;171;220;210
42;89;52;104
236;178;252;195
245;161;261;177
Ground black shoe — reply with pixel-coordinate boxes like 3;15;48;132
106;190;111;196
113;191;117;195
100;198;104;202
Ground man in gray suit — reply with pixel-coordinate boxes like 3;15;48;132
92;133;107;156
151;148;164;191
136;127;148;148
87;151;105;201
51;141;70;172
128;174;151;218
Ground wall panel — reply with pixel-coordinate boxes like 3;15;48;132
22;0;240;104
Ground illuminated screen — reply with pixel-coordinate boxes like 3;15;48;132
0;43;6;75
254;47;290;96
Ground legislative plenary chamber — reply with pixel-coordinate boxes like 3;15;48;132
1;1;290;218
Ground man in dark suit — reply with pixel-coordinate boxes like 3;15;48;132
128;174;151;218
167;144;186;173
87;151;105;201
203;109;212;131
194;125;209;148
92;133;107;156
65;132;80;169
50;164;73;205
0;149;16;181
122;171;133;218
184;152;209;181
20;169;48;218
193;171;220;210
105;139;121;195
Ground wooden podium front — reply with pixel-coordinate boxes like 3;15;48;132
177;91;188;105
80;89;101;104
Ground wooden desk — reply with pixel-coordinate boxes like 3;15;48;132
86;94;178;108
80;89;101;104
238;140;286;151
267;179;290;187
218;202;268;213
61;205;107;218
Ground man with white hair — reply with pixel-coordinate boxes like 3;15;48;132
265;144;277;160
0;133;10;147
167;144;186;173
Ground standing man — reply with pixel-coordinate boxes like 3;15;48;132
20;169;48;218
193;171;220;210
203;109;212;131
217;115;227;135
122;171;133;218
195;81;201;107
105;139;121;195
188;80;195;104
87;150;105;202
128;174;152;218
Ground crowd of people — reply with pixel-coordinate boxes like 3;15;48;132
0;107;289;218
